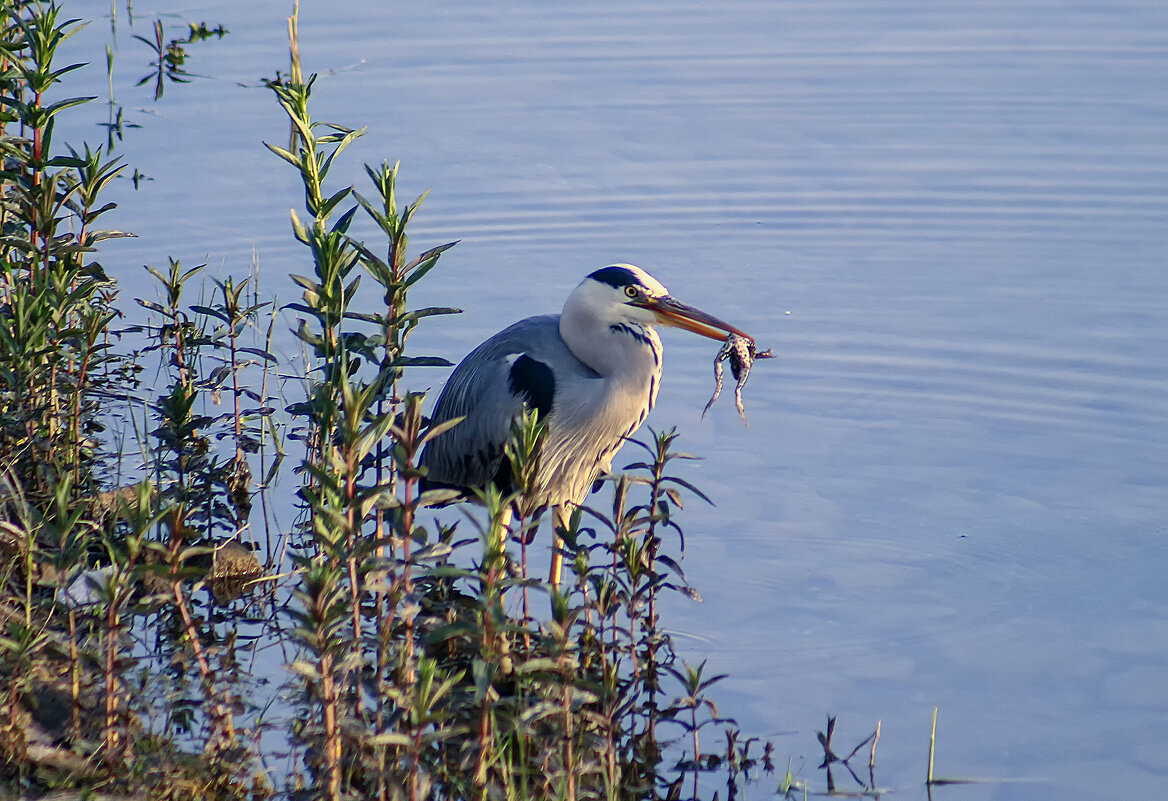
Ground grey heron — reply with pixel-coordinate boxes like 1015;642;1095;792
420;264;753;586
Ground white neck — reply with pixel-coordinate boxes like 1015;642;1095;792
560;290;662;383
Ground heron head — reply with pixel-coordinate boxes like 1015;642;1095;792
581;264;753;341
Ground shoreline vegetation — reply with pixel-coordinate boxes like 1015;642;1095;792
0;3;919;799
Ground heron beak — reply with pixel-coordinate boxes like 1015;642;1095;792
638;296;754;342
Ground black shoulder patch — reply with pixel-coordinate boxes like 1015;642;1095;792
588;265;640;289
508;354;555;420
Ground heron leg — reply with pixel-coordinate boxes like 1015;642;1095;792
497;504;514;543
493;505;513;604
548;505;569;589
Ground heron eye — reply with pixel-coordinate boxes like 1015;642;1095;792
624;286;638;298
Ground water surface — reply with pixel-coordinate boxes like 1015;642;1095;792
61;1;1168;798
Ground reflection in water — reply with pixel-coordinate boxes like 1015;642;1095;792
132;19;228;100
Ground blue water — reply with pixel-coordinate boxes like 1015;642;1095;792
58;1;1168;798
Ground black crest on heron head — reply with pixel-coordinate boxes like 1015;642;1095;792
588;265;641;289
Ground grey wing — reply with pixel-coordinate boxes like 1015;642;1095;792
420;315;590;491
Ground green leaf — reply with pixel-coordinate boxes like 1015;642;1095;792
189;304;230;323
85;229;135;243
42;95;96;118
397;306;463;324
318;185;352;220
238;346;277;363
416;487;463;508
287;660;322;679
289;208;309;243
662;476;714;505
263;141;300;168
403;241;460;288
421;620;479;646
330;202;358;234
44;155;87;168
367;732;413;747
512;658;562;675
391;355;454;368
